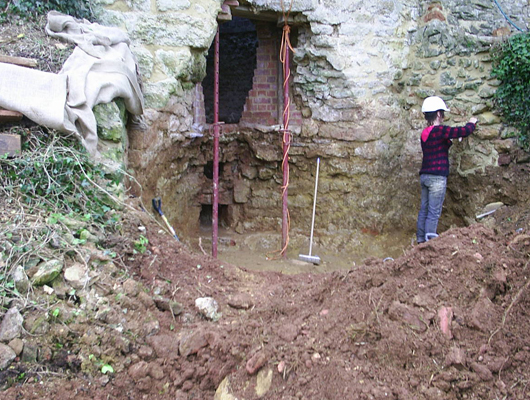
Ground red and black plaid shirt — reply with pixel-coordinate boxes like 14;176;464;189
420;122;476;177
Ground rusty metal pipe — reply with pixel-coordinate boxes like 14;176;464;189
212;26;220;258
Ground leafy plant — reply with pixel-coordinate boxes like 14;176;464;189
0;128;122;227
134;235;149;254
0;127;125;305
0;0;93;23
0;273;17;303
491;33;530;150
88;354;114;374
101;364;114;374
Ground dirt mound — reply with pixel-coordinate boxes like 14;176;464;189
3;12;530;400
2;200;530;400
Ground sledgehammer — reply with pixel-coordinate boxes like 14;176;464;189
299;158;321;265
152;197;179;241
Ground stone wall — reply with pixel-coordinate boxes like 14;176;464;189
92;0;530;252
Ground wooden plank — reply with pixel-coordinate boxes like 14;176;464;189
0;55;38;68
0;133;21;157
0;109;23;123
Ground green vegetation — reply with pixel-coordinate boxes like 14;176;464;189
491;32;530;150
0;0;93;22
134;234;149;254
1;128;121;226
0;127;124;307
88;354;114;375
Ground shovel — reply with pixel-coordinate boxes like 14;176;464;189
299;158;321;265
152;197;179;241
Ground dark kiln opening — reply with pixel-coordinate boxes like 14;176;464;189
203;161;224;179
199;204;229;229
203;17;258;124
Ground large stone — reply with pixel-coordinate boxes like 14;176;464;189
479;112;501;125
61;216;86;231
154;48;194;80
247;0;314;13
470;362;493;381
94;100;127;143
64;263;89;289
474;126;499;141
143;78;182;109
0;307;23;342
8;338;23;356
146;334;181;359
31;259;63;286
255;368;273;397
128;361;150;380
179;329;210;358
0;343;16;370
214;377;238;400
11;266;30;294
469;297;501;332
233;179;251;204
156;0;190;12
195;297;221;321
246;350;268;375
388;301;427;333
20;344;39;363
319;121;384;142
128;13;218;48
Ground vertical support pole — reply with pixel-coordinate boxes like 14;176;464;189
212;26;220;258
281;33;291;258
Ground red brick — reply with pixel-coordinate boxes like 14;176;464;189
257;55;271;62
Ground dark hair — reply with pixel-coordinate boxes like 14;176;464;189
424;110;444;126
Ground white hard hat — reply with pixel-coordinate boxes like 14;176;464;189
421;96;450;113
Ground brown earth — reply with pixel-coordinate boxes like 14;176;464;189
3;15;530;400
2;193;530;400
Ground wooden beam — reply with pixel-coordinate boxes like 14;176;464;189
0;55;38;68
0;109;23;123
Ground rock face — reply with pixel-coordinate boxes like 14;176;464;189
91;0;530;246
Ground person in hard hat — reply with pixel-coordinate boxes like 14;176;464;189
416;96;478;244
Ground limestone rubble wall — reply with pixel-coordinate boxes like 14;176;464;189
92;0;530;250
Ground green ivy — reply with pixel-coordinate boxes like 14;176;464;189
0;127;121;227
491;33;530;150
0;0;93;23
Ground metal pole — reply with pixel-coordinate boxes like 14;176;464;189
212;26;220;258
281;34;290;257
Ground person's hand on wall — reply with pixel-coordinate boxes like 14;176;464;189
469;117;478;124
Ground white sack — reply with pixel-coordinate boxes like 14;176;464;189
0;11;144;157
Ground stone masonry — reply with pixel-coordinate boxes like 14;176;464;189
92;0;530;253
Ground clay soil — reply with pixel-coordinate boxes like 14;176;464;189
3;15;530;400
2;196;530;400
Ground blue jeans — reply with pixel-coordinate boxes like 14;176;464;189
416;174;447;243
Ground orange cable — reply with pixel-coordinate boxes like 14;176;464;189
276;1;294;258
